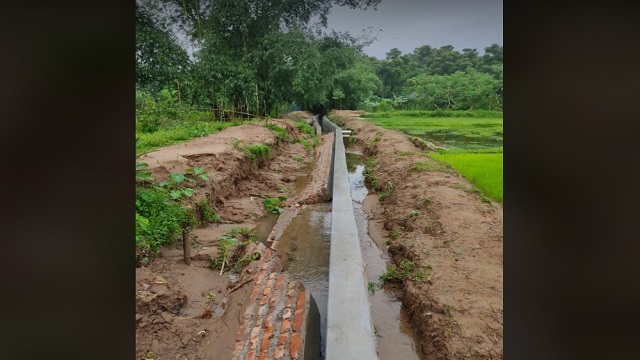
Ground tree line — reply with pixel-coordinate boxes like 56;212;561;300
136;0;503;117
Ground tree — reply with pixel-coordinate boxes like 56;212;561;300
136;3;191;95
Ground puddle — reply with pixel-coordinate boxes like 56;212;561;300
346;152;423;360
274;203;332;359
252;212;280;244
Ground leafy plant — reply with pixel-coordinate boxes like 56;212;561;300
380;260;428;285
196;198;219;225
185;167;210;182
368;282;378;294
210;227;259;274
136;161;153;182
263;196;287;214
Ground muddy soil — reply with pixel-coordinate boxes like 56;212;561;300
135;114;318;360
332;110;503;360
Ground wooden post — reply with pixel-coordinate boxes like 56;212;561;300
183;230;191;265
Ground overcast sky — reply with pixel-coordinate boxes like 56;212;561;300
325;0;503;58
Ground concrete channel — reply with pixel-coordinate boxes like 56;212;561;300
234;114;420;360
318;115;379;360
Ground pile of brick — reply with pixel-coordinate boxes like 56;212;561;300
233;226;317;360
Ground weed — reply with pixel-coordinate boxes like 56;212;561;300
263;196;287;214
367;282;378;294
292;156;304;162
424;220;442;235
368;132;382;145
299;139;313;151
378;181;395;202
185;167;210;183
266;123;288;139
209;227;258;274
278;185;291;193
390;230;401;240
385;239;392;246
296;122;316;137
380;260;431;285
409;160;452;173
443;304;453;317
409;209;420;217
196;198;220;225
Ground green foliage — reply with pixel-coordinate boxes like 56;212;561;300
196;198;219;225
136;161;154;182
266;124;288;139
292;156;304;162
296;122;316;138
380;260;428;284
210;227;259;274
263;196;287;214
136;186;191;256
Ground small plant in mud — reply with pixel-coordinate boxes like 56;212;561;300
389;229;401;240
368;282;379;295
367;131;382;145
363;159;380;188
263;196;287;214
185;167;210;183
409;209;421;217
295;122;316;138
210;227;258;274
298;139;313;151
195;198;220;225
292;156;304;162
380;260;428;285
266;123;288;140
378;181;395;202
231;139;272;168
159;173;196;200
409;160;452;173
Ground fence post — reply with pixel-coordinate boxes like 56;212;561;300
183;230;191;265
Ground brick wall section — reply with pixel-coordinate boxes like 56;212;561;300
233;209;314;360
286;132;334;206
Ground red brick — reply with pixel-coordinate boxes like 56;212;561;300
281;319;291;332
296;291;306;310
269;272;277;280
282;309;292;320
246;350;256;360
260;334;271;351
285;296;294;309
290;333;301;359
275;274;286;290
271;241;278;250
250;285;261;300
260;296;268;306
258;353;269;360
293;309;304;332
278;333;289;346
263;286;271;296
256;271;266;285
236;324;246;342
274;346;285;359
234;341;245;352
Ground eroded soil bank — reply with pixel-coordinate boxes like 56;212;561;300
135;113;319;360
332;110;503;360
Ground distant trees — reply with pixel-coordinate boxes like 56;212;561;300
367;44;503;111
135;0;502;114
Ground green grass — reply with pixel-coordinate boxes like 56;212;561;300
362;109;503;118
430;152;503;203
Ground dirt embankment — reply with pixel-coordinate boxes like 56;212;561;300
135;114;318;360
332;110;503;360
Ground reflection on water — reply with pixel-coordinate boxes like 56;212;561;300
275;204;332;359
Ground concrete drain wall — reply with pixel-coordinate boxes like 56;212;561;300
320;116;379;360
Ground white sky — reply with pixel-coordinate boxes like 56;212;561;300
325;0;503;58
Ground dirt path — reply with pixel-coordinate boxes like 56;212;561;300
135;115;318;360
332;110;503;360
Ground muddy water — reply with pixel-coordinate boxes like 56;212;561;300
346;152;424;360
274;204;332;359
